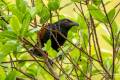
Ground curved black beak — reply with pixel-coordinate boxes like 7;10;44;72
71;22;79;26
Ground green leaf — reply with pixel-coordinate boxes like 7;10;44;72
60;75;66;80
103;58;112;69
88;5;105;22
104;9;115;23
20;12;31;36
8;4;23;22
0;66;6;80
5;70;17;80
39;6;50;23
117;50;120;60
44;39;57;57
0;31;17;39
45;39;51;51
102;35;112;46
1;40;18;54
35;0;43;13
10;15;21;35
77;15;87;30
77;15;88;48
93;0;101;6
112;21;119;36
29;7;37;19
0;40;18;62
48;0;60;11
0;1;5;7
71;0;81;2
35;0;50;23
0;52;7;62
16;0;26;13
70;48;80;62
37;66;54;80
27;63;38;77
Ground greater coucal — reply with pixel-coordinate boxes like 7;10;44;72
32;18;79;57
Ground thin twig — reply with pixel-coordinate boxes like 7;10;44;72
21;38;60;80
13;67;36;80
1;59;44;64
100;0;115;79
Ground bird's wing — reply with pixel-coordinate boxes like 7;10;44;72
37;24;51;47
38;27;47;40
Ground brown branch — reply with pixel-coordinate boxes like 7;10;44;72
1;59;44;64
59;2;72;10
31;0;37;28
100;0;115;79
20;37;59;80
41;26;100;62
90;15;111;78
50;32;91;80
0;16;9;24
13;67;36;80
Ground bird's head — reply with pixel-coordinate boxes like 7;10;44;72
57;18;79;29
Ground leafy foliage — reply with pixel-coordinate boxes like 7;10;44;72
10;15;21;35
48;0;60;11
0;0;119;80
88;5;105;22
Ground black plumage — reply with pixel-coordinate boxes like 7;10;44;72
33;18;79;56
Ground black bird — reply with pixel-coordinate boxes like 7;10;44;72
32;18;79;57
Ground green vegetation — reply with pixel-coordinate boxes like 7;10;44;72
0;0;119;80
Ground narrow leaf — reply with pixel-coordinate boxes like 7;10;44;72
0;66;6;80
35;0;50;23
93;0;101;6
71;0;81;2
35;0;43;13
102;35;112;46
20;12;31;36
0;31;17;39
104;9;115;23
5;71;17;80
10;15;21;35
44;39;57;57
88;5;105;22
8;4;23;22
16;0;26;13
40;6;50;23
48;0;60;11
